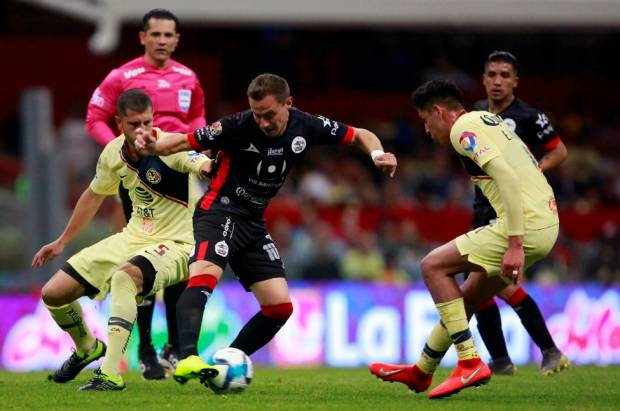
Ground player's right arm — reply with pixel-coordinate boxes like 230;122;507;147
136;120;226;156
32;188;107;267
86;69;124;147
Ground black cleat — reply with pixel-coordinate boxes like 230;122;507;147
48;339;106;383
159;344;180;373
488;356;517;376
139;345;166;380
541;348;570;376
79;369;126;391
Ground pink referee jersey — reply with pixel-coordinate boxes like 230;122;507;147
86;56;206;147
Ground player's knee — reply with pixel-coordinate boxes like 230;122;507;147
41;280;71;307
110;270;138;295
420;254;438;281
261;302;293;322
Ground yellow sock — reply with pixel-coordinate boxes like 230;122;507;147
436;298;478;361
100;271;138;376
417;322;451;374
45;301;96;354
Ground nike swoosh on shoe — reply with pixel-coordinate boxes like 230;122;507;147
379;368;405;377
460;366;482;384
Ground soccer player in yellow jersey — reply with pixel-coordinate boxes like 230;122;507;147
32;89;217;391
369;79;559;399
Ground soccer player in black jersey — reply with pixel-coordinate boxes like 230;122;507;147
471;51;568;376
136;73;398;385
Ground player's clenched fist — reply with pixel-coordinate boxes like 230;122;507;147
134;127;157;154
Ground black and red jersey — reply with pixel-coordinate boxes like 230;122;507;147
189;108;354;216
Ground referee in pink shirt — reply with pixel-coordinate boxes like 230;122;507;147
86;8;206;380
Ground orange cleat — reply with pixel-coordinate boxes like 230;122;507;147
368;363;433;393
428;358;491;399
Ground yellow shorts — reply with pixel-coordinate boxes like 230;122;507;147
65;232;191;300
456;220;559;283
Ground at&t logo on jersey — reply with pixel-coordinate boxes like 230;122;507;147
459;131;478;152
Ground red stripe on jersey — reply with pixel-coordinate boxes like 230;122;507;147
187;132;202;151
340;126;355;144
199;151;231;210
543;136;562;150
478;298;497;310
188;273;218;290
196;241;209;260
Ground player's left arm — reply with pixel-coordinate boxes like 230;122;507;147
482;156;525;283
530;110;568;172
349;127;398;177
538;138;568;173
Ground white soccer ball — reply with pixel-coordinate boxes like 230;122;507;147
207;347;253;394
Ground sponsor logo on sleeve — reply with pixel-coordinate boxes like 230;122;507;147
123;67;145;79
89;88;105;107
473;146;491;163
172;66;192;76
459;131;478;152
178;89;191;112
209;122;222;136
480;114;502;126
291;136;306;153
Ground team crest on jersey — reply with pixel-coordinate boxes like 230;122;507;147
459;132;478;152
215;240;229;257
178;89;191;112
291;136;306;153
209;122;223;136
146;168;162;184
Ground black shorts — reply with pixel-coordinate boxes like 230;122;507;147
190;208;286;291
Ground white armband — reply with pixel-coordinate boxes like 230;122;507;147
370;150;385;161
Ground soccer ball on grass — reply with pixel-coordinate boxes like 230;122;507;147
207;347;253;394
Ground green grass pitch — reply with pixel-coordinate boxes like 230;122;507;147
1;366;618;410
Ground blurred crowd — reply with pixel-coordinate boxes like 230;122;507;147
2;23;619;285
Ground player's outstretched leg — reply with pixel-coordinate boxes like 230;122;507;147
475;298;516;376
501;286;569;375
174;273;220;384
44;300;106;383
229;302;293;355
79;368;126;391
368;363;433;393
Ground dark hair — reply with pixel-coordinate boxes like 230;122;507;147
142;9;179;32
411;80;464;111
485;50;519;73
247;73;290;103
117;89;153;117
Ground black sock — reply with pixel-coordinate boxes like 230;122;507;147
137;294;156;353
163;281;187;350
230;312;288;356
476;303;510;361
513;295;556;351
177;285;212;359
